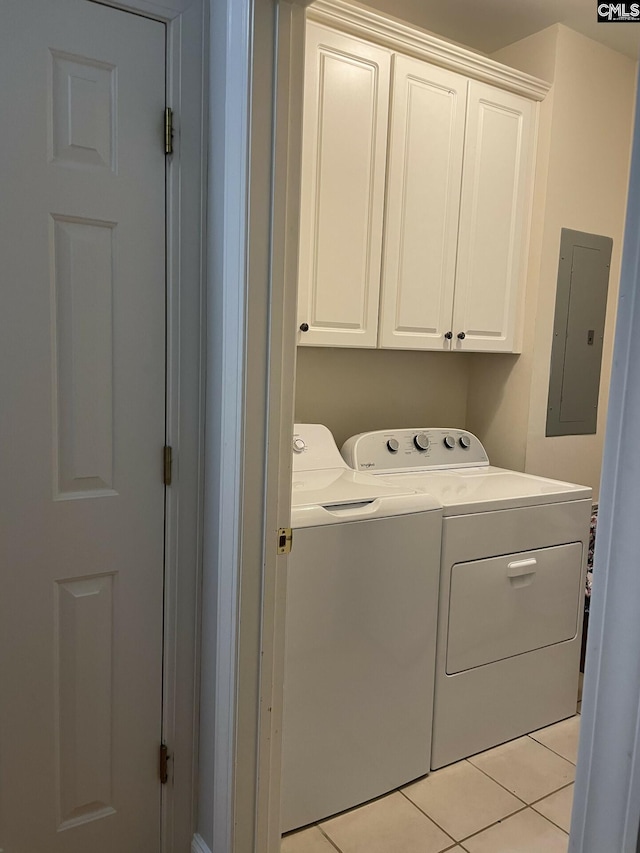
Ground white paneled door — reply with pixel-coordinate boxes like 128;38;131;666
0;1;166;851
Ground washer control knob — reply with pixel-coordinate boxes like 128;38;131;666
414;433;430;451
444;435;456;449
387;438;400;453
292;437;306;454
459;435;471;449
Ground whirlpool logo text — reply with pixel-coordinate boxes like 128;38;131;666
597;2;640;21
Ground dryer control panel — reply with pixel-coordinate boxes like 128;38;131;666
342;428;489;473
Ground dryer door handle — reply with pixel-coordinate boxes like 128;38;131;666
507;557;537;579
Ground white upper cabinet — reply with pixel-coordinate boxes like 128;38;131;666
296;23;391;347
379;56;467;350
297;5;548;352
453;82;536;352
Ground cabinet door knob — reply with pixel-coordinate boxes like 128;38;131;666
457;331;466;340
444;331;453;340
299;322;309;332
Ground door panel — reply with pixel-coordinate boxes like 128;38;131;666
297;24;391;347
453;81;536;352
0;1;166;850
447;543;583;674
379;55;466;350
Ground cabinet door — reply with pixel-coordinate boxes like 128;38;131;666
379;55;467;350
297;24;391;347
453;81;536;352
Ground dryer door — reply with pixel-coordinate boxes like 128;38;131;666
446;542;583;674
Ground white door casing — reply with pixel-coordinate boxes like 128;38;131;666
0;1;167;850
232;2;550;851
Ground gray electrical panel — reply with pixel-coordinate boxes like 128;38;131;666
546;228;612;437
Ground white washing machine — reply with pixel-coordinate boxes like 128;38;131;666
280;424;442;832
342;427;592;770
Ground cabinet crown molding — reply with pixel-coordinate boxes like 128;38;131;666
307;0;551;101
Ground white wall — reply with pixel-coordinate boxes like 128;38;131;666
467;25;637;498
352;0;480;51
525;26;635;497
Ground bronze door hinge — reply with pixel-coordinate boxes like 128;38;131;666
160;743;169;784
163;445;173;486
165;107;174;155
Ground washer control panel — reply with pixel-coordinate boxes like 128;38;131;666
414;432;430;451
293;423;348;472
341;428;489;473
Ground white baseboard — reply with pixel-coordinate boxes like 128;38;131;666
192;834;213;853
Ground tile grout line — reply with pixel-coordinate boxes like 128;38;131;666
529;731;579;766
524;807;570;838
529;807;572;837
448;805;530;846
284;735;578;852
529;779;576;835
319;809;461;853
285;792;571;852
317;813;459;853
395;787;458;849
400;734;578;847
401;778;533;847
464;758;530;806
316;823;344;853
467;736;576;802
400;776;573;847
528;779;575;807
456;805;571;847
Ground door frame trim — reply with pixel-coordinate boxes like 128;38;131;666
197;1;305;850
91;2;206;851
569;69;640;853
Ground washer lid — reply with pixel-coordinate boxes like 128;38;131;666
375;466;591;515
292;468;440;527
290;424;440;526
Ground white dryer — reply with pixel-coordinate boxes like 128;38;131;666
342;428;591;770
281;424;442;832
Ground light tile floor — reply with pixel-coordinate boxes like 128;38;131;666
282;705;582;853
